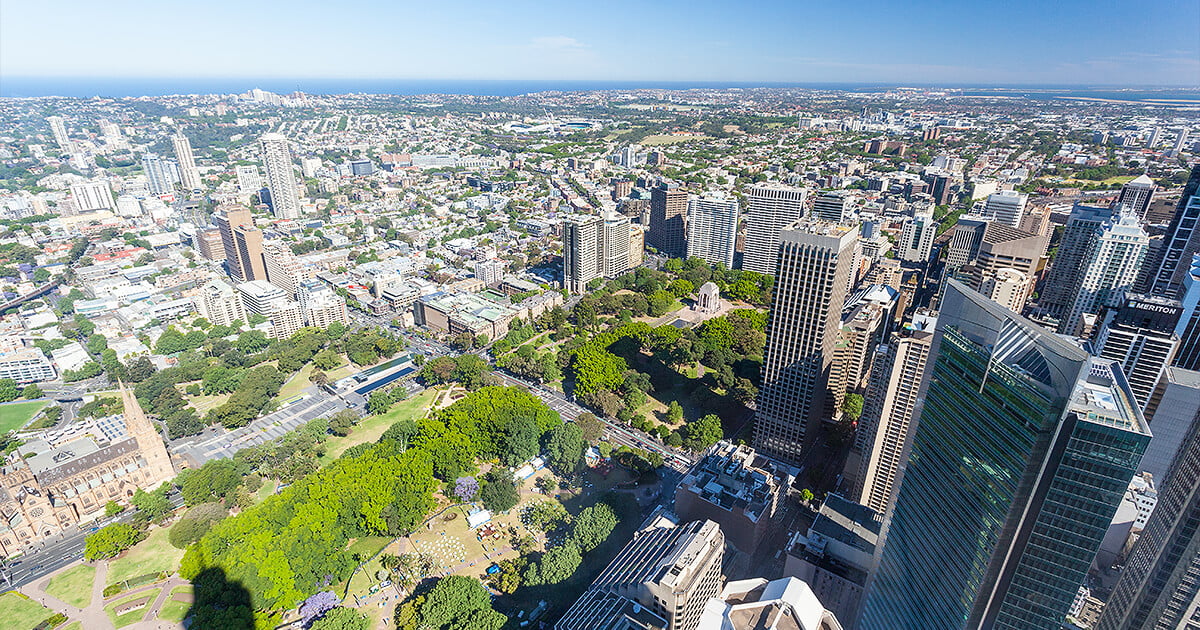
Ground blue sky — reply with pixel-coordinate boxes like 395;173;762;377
2;0;1198;85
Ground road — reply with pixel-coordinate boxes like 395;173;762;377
2;493;184;590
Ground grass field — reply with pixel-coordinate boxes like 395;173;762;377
45;564;96;608
107;527;184;586
0;591;53;630
104;587;161;628
0;400;48;433
61;623;82;630
275;365;316;403
318;389;438;465
156;585;193;623
184;390;231;415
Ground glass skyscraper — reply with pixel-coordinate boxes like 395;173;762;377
859;280;1151;629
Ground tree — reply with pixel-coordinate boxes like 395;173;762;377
131;485;172;522
682;414;724;452
0;379;18;403
665;400;684;425
21;384;42;399
525;501;568;532
575;412;604;444
169;503;227;549
798;488;815;505
530;542;581;585
312;349;341;370
84;523;144;560
544;423;585;474
842;393;864;421
311;607;368;630
479;470;519;513
104;500;123;517
453;476;478;502
299;591;341;627
571;503;617;553
397;575;505;630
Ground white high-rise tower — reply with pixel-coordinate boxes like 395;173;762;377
686;194;738;268
742;183;807;275
172;134;202;192
1063;207;1150;336
259;133;301;219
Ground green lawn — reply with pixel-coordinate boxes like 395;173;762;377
104;587;161;628
106;527;184;586
318;388;438;465
62;623;82;630
275;365;316;403
45;564;96;608
0;400;48;433
0;591;54;630
156;585;193;624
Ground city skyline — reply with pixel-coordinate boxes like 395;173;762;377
1;0;1198;87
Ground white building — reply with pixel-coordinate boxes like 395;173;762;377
0;347;56;383
172;134;202;191
235;165;263;193
69;181;114;212
195;279;247;327
984;190;1027;228
896;211;937;263
687;194;738;268
742;183;807;275
259;133;301;219
697;576;843;630
474;259;505;286
1063;208;1149;336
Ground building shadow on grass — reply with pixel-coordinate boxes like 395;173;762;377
184;567;255;629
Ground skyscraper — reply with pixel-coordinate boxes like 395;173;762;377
961;222;1047;313
753;220;857;463
262;240;307;297
1146;165;1200;299
812;191;851;223
1096;401;1200;630
1041;203;1117;321
1174;254;1200;370
685;194;738;268
259;133;301;219
648;182;687;258
1115;174;1157;221
1062;207;1149;336
983;190;1027;227
1095;293;1182;409
214;206;265;282
142;152;176;195
741;183;806;275
896;210;937;263
853;320;935;514
860;280;1150;630
47;115;70;151
172;133;202;192
562;214;602;294
602;212;632;279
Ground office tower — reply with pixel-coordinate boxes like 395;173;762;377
686;194;738;268
812;191;851;223
1168;127;1191;157
854;323;935;514
69;181;114;211
563;214;602;294
629;224;646;267
896;211;936;263
962;222;1047;311
195;279;248;327
861;280;1150;630
214;207;266;282
1116;174;1157;221
1062;208;1149;336
98;119;123;147
47;115;70;151
1146;165;1200;298
1140;368;1200;487
194;228;226;262
262;240;307;296
1175;254;1200;370
259;133;301;219
235;164;263;193
742;183;807;275
945;216;987;268
142;152;176;195
557;517;725;630
983;190;1027;227
1019;205;1052;237
603;212;632;279
172;133;202;192
1096;403;1200;630
830;299;888;422
754;221;857;463
1041;203;1117;321
648;183;688;257
237;280;304;338
1095;294;1182;409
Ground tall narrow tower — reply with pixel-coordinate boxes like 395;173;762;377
860;280;1150;630
259;133;301;220
742;183;807;275
753;220;857;463
1062;207;1149;336
685;194;738;268
647;182;687;258
47;115;70;151
118;383;175;480
172;133;202;192
1146;165;1200;298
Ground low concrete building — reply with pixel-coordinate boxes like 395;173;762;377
697;576;843;630
784;494;881;627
